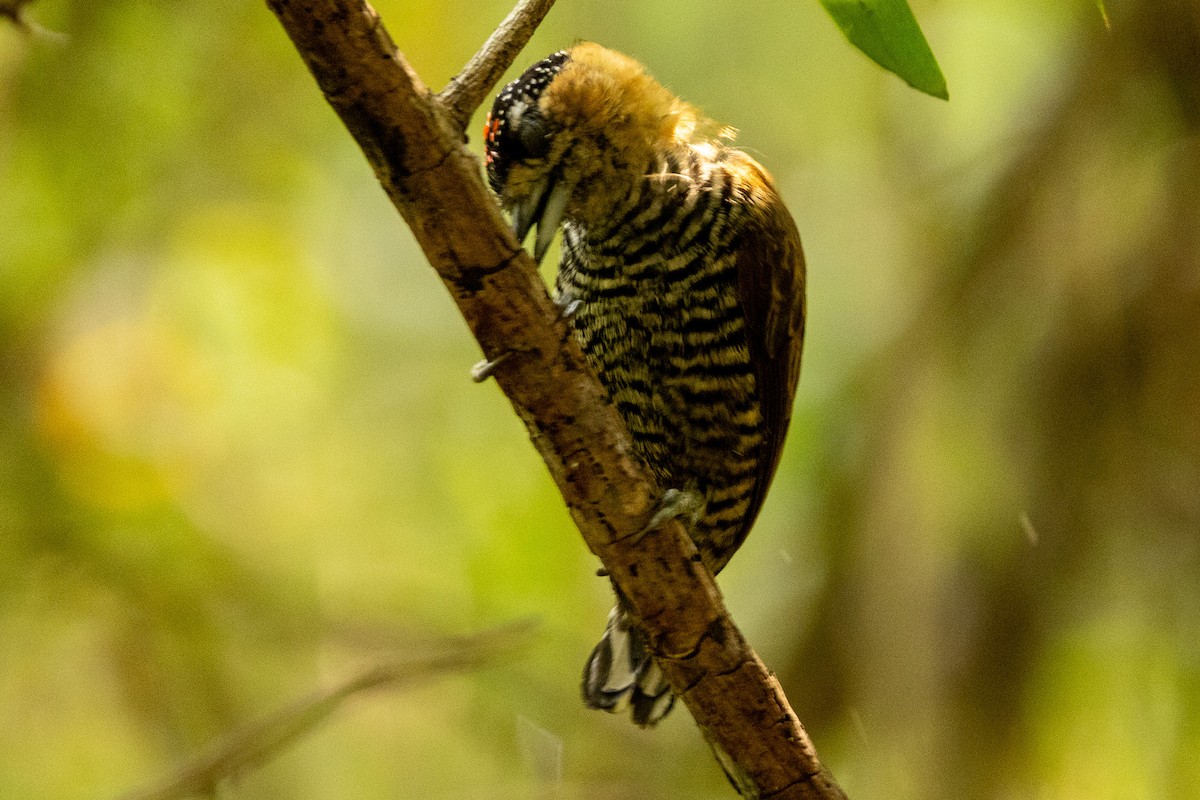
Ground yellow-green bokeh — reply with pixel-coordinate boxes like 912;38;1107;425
1;1;1198;798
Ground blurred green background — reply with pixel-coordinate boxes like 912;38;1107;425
2;0;1199;798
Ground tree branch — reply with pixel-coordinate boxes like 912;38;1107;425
435;0;558;132
265;1;847;797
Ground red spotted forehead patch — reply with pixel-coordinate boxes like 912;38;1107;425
483;114;501;164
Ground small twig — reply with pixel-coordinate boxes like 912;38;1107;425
116;618;538;800
435;0;558;131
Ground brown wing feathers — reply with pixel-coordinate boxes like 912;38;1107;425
734;163;807;540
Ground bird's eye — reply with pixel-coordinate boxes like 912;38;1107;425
514;110;550;161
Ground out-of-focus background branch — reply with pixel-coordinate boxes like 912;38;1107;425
118;619;538;800
1;1;1197;799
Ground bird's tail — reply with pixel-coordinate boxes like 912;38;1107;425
582;606;675;727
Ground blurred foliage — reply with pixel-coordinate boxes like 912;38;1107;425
1;1;1198;799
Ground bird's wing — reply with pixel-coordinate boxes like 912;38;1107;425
732;157;807;541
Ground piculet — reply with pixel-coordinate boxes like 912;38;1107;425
483;43;806;727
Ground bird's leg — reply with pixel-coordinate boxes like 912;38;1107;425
634;488;705;541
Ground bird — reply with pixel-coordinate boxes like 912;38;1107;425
483;43;806;727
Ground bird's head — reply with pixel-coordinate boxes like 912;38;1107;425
483;43;699;262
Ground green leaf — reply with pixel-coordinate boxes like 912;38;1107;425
819;0;949;100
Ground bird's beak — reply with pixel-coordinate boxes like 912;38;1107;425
511;177;570;265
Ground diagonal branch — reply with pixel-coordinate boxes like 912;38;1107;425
265;1;847;797
436;0;558;132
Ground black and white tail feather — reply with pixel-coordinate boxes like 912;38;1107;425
582;606;675;727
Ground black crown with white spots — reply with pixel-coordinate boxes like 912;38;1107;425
483;50;571;194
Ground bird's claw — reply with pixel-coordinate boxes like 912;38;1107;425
471;351;512;383
558;297;582;320
634;488;705;541
474;295;576;385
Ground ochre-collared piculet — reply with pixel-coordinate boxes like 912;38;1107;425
483;43;806;727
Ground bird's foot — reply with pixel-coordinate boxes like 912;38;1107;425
634;488;705;541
